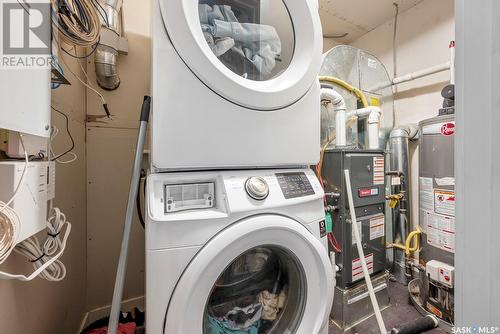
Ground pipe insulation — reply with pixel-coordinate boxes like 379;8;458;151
391;315;439;334
321;88;347;147
95;0;128;90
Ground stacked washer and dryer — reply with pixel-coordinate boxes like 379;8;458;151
147;0;334;333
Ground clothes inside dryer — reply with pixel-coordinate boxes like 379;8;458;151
204;246;306;333
198;0;295;81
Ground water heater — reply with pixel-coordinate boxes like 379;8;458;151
417;85;455;325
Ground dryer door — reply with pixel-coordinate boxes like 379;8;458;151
164;215;334;333
158;0;322;110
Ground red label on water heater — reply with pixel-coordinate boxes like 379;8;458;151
441;123;455;136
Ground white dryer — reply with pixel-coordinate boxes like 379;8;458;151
146;169;334;333
151;0;324;170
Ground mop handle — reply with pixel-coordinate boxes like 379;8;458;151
108;96;151;334
344;169;388;334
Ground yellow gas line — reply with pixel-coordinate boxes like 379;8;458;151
386;226;422;256
318;76;369;108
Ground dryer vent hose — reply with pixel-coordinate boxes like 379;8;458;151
391;315;439;334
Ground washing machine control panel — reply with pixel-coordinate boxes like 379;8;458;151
276;172;315;199
245;177;269;200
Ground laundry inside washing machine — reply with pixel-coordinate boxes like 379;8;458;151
204;246;306;333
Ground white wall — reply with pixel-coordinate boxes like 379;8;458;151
350;0;455;227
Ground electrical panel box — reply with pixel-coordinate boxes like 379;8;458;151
0;68;51;138
0;161;55;243
0;1;51;138
321;149;386;288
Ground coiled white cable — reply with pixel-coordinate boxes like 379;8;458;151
0;207;20;264
0;216;71;282
14;237;67;281
44;208;66;256
0;134;28;265
0;133;72;282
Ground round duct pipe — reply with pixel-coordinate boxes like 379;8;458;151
95;0;127;90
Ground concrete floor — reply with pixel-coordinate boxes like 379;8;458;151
329;281;446;334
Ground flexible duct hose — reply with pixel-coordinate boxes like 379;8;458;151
95;0;123;90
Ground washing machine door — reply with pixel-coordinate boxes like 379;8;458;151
158;0;322;110
164;215;334;333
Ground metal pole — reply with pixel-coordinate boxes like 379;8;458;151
344;169;387;334
108;96;151;334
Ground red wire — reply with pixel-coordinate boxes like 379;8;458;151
328;233;342;253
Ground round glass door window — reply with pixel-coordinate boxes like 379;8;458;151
203;246;306;333
198;0;295;81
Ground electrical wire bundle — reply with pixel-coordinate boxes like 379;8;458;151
14;207;71;282
0;206;20;265
0;134;28;266
51;0;101;48
0;207;72;282
51;0;113;118
0;134;72;282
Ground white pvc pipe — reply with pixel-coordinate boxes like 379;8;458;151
367;108;381;149
370;61;451;91
393;61;451;85
347;107;382;149
344;170;388;334
321;88;347;147
335;108;347;146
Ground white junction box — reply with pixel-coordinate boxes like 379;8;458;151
0;161;55;243
426;260;455;288
6;132;48;158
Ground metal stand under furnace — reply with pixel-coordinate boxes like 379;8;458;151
322;149;390;330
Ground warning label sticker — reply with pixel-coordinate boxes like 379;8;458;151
420;190;434;212
373;157;385;185
434;189;455;217
352;253;374;282
423;210;455;253
420;177;434;192
370;215;385;240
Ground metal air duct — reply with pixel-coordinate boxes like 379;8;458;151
95;0;128;90
389;124;418;284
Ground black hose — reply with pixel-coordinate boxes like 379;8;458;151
391;315;439;334
136;170;146;229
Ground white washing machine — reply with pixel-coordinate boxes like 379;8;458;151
151;0;324;170
146;168;335;333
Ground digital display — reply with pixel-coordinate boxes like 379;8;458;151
275;172;315;199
